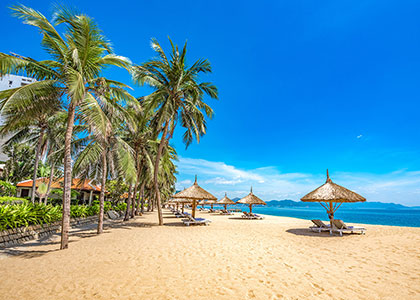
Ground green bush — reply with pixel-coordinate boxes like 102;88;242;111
0;203;62;231
0;196;28;205
115;202;127;212
0;181;16;196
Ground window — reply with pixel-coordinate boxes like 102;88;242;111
8;80;13;87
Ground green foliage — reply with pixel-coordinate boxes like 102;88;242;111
0;202;119;230
0;180;16;196
1;143;34;183
0;196;28;204
114;202;127;212
106;179;128;203
0;203;61;230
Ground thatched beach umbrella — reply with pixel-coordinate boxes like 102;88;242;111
172;176;217;218
206;198;218;210
237;187;266;213
169;197;191;213
301;170;366;228
218;193;235;210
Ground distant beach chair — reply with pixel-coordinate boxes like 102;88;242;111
174;211;187;218
182;215;211;226
241;212;264;220
251;213;264;220
332;219;366;236
310;219;332;234
219;210;232;215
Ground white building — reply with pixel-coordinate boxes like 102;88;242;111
0;74;36;90
0;74;37;162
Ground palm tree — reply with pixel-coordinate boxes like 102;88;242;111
73;91;136;234
132;38;218;225
0;5;134;249
0;89;60;203
121;101;154;218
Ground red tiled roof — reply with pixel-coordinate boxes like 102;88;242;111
17;177;101;192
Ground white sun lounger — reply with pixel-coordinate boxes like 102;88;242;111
241;212;264;220
182;215;211;226
310;219;332;234
332;219;366;236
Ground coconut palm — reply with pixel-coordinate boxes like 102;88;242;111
73;92;136;234
120;101;155;218
0;5;135;249
0;89;60;203
132;38;218;225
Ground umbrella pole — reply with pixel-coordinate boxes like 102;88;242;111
224;204;227;210
182;203;184;213
329;202;334;234
249;204;252;213
192;200;196;218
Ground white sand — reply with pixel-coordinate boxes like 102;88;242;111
0;209;419;300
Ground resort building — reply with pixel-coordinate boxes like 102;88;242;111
0;74;37;162
0;74;36;90
16;178;102;204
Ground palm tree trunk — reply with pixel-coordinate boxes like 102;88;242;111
31;127;45;204
153;121;169;225
138;181;145;215
147;192;151;212
97;150;107;234
60;103;76;250
131;152;140;217
124;184;133;221
44;163;55;205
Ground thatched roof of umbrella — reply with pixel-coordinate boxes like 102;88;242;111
169;197;192;203
301;170;366;203
172;176;216;218
237;187;266;205
172;176;217;200
218;193;235;205
300;170;366;230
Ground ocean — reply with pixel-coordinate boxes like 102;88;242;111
215;205;420;227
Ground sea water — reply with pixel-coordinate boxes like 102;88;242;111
251;206;420;227
210;205;420;227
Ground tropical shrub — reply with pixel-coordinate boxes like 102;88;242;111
0;196;28;205
0;203;62;230
0;181;16;196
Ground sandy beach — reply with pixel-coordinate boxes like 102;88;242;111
0;209;419;300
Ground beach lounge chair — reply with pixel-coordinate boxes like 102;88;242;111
332;219;366;236
241;212;250;218
182;215;211;226
219;210;232;215
250;213;264;220
241;212;264;220
310;219;332;234
174;211;187;218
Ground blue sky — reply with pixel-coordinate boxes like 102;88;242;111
1;1;420;205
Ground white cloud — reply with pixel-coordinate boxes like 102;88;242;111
175;157;420;206
357;134;363;139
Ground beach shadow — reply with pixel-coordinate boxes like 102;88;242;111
104;220;155;230
0;218;156;259
163;215;179;219
1;247;61;258
286;228;336;238
228;217;264;220
163;222;187;227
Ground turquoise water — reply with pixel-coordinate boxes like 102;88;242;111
211;205;420;227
